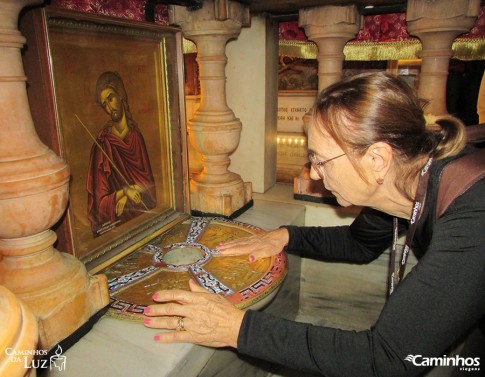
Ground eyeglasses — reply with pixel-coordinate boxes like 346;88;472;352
308;151;346;178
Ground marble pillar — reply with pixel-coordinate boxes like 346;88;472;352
226;15;279;194
169;0;253;218
0;0;109;351
407;0;481;116
299;5;361;93
294;5;360;200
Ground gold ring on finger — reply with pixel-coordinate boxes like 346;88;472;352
176;317;185;331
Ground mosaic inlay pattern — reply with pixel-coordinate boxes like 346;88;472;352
103;217;287;320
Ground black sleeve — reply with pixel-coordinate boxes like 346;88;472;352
238;183;485;377
283;207;398;264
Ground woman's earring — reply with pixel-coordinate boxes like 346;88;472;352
376;177;384;185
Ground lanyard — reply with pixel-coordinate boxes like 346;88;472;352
389;157;433;295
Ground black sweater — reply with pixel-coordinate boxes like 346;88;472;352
237;150;485;376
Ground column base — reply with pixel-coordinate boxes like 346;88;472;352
293;163;338;205
191;199;254;219
40;301;109;364
0;285;38;377
0;232;110;352
35;272;110;351
190;178;253;218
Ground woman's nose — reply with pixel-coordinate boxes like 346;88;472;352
309;164;322;180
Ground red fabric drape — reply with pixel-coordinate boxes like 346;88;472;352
356;12;410;41
51;0;170;24
466;6;485;38
50;2;485;41
279;7;485;42
278;21;308;41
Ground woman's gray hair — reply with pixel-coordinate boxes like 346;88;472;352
312;71;466;199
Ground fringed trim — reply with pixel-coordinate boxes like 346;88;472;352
344;40;421;61
183;37;485;60
452;38;485;60
278;38;485;61
183;38;197;54
278;39;422;60
276;39;318;59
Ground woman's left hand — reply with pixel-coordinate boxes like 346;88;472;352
143;279;245;348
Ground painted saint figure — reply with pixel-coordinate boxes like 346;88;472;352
87;71;156;237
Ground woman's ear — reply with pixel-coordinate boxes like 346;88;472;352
365;142;393;181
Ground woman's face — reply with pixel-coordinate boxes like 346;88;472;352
307;120;372;208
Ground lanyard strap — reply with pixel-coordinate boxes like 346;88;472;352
389;157;433;295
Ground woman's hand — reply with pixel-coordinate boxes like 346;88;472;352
143;280;245;348
216;227;289;262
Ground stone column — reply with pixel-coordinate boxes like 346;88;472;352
0;285;38;377
407;0;481;116
226;15;279;193
0;0;109;351
300;5;361;94
169;0;253;217
295;5;360;200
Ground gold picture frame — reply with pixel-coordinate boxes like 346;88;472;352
21;7;189;271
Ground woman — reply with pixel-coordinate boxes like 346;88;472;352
143;72;485;376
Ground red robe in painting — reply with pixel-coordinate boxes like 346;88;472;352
87;125;156;237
